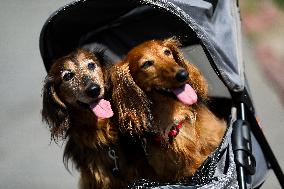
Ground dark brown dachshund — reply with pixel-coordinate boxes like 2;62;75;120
111;38;226;182
42;49;125;189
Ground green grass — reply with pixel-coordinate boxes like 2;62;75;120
273;0;284;8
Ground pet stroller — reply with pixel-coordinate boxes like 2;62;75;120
39;0;284;188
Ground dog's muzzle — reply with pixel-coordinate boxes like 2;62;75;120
86;83;101;98
175;69;189;82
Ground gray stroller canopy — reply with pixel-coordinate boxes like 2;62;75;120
40;0;244;92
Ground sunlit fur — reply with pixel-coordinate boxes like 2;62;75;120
111;38;226;182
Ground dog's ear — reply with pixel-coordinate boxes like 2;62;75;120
164;37;208;101
111;62;153;134
42;76;69;141
49;84;66;109
185;63;209;101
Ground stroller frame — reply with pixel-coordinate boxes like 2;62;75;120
231;89;284;189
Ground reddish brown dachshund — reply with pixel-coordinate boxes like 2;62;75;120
111;38;226;182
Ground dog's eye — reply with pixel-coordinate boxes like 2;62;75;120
141;60;153;69
164;49;172;56
88;62;96;70
63;71;75;81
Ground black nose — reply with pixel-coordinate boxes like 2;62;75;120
86;84;101;98
175;69;189;82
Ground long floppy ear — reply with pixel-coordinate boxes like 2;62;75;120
163;37;208;101
42;76;69;141
110;62;153;134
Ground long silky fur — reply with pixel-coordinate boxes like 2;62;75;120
42;76;70;141
111;62;153;134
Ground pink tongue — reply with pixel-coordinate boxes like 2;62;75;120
90;99;114;119
172;84;198;106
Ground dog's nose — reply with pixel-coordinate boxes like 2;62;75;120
175;69;189;82
86;84;101;98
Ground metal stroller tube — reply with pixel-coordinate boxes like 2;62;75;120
232;89;284;189
232;102;256;189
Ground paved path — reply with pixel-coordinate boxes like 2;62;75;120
244;40;284;189
0;1;283;188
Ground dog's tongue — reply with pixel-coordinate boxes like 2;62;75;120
172;84;198;106
90;99;114;119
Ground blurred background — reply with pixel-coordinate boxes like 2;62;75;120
241;0;284;106
0;0;283;188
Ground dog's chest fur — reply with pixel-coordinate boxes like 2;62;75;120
145;92;226;181
150;92;194;135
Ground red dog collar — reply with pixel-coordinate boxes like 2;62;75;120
152;120;184;144
151;111;197;144
168;120;184;143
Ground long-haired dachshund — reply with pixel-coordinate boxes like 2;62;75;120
111;38;226;182
42;48;123;188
